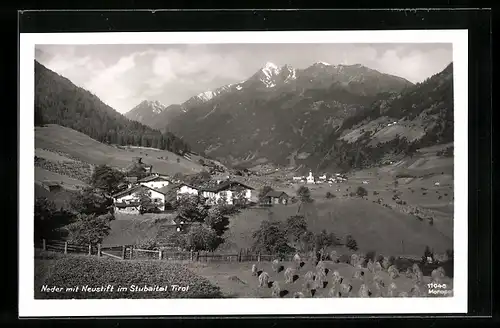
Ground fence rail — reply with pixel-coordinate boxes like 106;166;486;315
37;240;444;269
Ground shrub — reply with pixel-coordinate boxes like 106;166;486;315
373;191;379;195
365;251;376;263
325;192;335;199
35;256;222;299
345;235;358;251
356;186;368;197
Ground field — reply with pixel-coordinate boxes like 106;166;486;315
35;166;88;191
35;124;204;176
34;250;223;299
185;258;453;298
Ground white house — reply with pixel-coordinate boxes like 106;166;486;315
137;175;171;189
200;181;254;205
306;171;315;184
112;185;168;214
176;183;200;198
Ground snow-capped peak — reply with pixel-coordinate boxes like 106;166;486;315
142;100;166;114
261;62;281;79
197;90;215;102
315;61;331;66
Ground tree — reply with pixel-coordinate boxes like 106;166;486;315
356;186;368;197
66;212;114;245
258;186;274;200
296;186;312;203
315;230;341;253
69;187;113;216
90;164;126;194
285;215;308;243
174;194;209;223
184;224;221;251
205;204;233;236
345;234;358;251
34;197;74;241
252;220;294;255
128;164;149;180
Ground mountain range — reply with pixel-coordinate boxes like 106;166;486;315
125;61;452;171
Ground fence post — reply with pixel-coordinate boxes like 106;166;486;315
42;239;46;251
238;249;242;262
122;245;126;260
258;252;261;262
88;244;91;256
159;250;162;260
196;251;199;261
190;250;193;261
97;243;101;258
64;241;68;254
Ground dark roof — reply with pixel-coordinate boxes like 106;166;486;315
265;191;289;198
115;202;140;208
137;175;171;183
155;184;180;195
124;176;138;183
111;185;144;198
201;181;254;193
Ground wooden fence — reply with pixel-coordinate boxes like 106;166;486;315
38;240;450;276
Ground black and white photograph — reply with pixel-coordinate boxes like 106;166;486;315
19;30;468;316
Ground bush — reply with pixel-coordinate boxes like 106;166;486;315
373;191;379;195
325;191;335;199
345;235;358;251
365;251;376;262
356;187;368;197
35;256;223;299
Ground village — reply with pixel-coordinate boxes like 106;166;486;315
110;156;353;218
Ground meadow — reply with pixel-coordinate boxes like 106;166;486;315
35;124;204;176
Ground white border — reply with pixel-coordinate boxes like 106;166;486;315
19;30;468;317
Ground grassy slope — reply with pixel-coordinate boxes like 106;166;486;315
35;166;88;190
35;124;204;175
221;198;451;256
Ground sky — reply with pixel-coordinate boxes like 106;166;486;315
35;43;453;114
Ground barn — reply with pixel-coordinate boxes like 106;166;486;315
262;191;289;205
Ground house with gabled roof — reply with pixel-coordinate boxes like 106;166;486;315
261;190;289;205
112;184;170;214
200;180;254;205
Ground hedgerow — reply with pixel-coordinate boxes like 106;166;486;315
35;256;223;299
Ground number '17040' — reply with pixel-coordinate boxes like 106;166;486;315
427;283;447;289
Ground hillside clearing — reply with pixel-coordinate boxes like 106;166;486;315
35;124;204;175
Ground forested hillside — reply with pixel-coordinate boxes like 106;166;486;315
34;61;191;155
